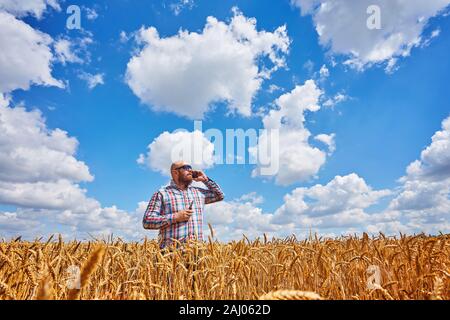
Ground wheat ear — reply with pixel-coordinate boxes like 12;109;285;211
67;246;105;300
259;290;323;300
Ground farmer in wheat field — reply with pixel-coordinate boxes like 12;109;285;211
142;161;224;249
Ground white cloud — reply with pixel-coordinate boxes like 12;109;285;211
2;97;445;239
323;92;349;108
0;7;140;240
152;115;450;240
85;7;98;20
0;180;97;211
319;64;329;78
388;115;450;227
119;30;130;43
262;80;322;129
0;8;94;97
0;93;10;107
78;72;105;89
252;80;332;185
237;192;264;205
56;204;145;240
272;173;391;225
292;0;450;71
389;180;449;211
267;84;282;93
170;0;195;16
139;130;215;176
403;116;450;182
0;104;92;184
205;174;395;241
0;202;146;241
0;0;60;19
0;11;64;94
54;38;83;65
54;35;93;66
205;193;281;242
126;8;290;119
314;133;335;154
390;117;450;217
0;101;145;241
0;210;43;239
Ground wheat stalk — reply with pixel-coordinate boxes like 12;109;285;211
67;246;105;300
0;234;448;300
259;290;323;300
36;273;54;300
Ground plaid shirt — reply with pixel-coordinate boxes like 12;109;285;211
143;178;224;248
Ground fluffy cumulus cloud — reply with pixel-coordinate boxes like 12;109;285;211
126;8;290;119
138;130;215;176
0;102;144;240
54;38;84;65
0;11;64;94
251;80;333;185
386;115;450;234
0;204;146;241
246;115;450;238
272;173;391;226
0;92;10;107
0;2;144;241
0;0;60;19
0;103;88;198
202;171;444;241
0;105;92;184
0;3;95;98
403;116;450;182
54;35;94;65
204;175;393;241
314;133;335;154
204;193;282;242
0;180;95;211
292;0;450;71
0;210;44;239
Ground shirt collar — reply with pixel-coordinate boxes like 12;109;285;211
169;180;178;188
169;179;191;190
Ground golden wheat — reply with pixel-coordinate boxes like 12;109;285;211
0;234;449;300
259;290;323;300
67;246;105;300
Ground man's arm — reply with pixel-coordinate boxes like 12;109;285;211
142;192;176;229
143;191;193;229
197;177;225;204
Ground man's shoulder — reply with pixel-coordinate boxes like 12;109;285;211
157;184;178;195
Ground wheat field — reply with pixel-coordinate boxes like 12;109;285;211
0;232;449;300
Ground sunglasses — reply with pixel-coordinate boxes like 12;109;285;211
174;165;192;171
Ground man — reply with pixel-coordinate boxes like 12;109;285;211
143;161;224;249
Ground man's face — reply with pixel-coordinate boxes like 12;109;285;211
173;163;193;184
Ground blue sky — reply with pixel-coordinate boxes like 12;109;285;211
1;0;449;241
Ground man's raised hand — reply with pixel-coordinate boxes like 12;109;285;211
193;170;208;182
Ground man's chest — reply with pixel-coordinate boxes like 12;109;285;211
161;188;204;213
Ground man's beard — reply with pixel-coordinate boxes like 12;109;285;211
179;175;193;185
